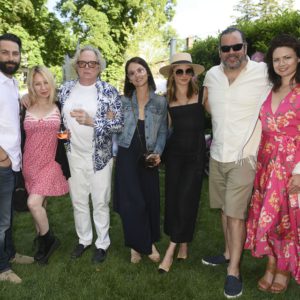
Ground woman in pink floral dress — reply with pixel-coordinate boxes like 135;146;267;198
245;34;300;293
22;66;69;264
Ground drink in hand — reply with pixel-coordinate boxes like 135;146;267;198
57;130;68;139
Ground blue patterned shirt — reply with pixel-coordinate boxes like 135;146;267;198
57;78;124;171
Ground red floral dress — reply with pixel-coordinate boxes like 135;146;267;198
23;108;69;196
245;85;300;284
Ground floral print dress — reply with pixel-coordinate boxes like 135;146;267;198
245;85;300;284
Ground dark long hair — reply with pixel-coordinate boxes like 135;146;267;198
123;57;156;97
266;34;300;91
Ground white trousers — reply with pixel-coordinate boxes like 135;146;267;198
68;151;113;250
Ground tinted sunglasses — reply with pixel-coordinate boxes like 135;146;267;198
220;43;244;53
174;68;194;76
77;61;100;68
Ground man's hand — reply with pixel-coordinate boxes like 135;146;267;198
0;147;11;167
70;109;94;126
106;110;115;120
20;94;30;108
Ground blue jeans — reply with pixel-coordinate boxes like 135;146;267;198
0;166;15;272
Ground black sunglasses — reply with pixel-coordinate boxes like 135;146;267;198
174;68;194;76
220;43;244;53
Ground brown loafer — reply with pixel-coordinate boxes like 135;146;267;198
0;270;22;284
10;253;34;265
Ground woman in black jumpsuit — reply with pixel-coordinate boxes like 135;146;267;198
158;53;206;273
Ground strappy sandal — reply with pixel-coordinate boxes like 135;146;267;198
269;269;290;294
257;261;276;292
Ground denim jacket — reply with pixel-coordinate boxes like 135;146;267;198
117;90;167;155
57;78;124;171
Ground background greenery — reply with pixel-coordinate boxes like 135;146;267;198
0;0;176;88
1;174;299;300
1;1;300;90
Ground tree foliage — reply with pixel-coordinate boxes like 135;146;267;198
0;0;75;67
0;0;76;87
233;0;295;22
189;36;219;76
0;0;175;87
239;10;300;55
56;0;176;85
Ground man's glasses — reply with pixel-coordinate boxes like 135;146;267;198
174;68;194;76
220;43;244;53
77;61;100;68
127;67;146;79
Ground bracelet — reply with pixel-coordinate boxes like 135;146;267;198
0;155;9;162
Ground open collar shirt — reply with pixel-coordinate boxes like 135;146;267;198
58;78;123;171
0;71;21;171
204;59;271;163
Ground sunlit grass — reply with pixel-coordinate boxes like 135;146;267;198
1;175;299;299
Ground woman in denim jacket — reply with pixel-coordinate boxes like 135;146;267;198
114;57;167;264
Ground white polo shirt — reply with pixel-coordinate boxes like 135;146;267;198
0;71;21;171
204;59;271;163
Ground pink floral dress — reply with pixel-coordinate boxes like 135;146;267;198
245;85;300;284
23;107;69;196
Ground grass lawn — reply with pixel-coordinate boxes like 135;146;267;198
1;172;299;300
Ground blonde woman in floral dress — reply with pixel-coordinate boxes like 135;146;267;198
245;34;300;293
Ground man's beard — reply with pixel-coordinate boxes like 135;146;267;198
0;60;20;75
223;54;247;70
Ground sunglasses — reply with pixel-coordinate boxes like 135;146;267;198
220;43;244;53
174;68;194;76
127;67;146;79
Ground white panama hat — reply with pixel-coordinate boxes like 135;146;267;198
159;52;205;78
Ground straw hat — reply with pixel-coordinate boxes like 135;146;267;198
159;52;205;78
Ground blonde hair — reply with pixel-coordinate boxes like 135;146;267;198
166;66;199;103
27;66;56;105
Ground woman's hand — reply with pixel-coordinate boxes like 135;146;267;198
146;153;161;167
70;109;94;126
287;174;300;194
